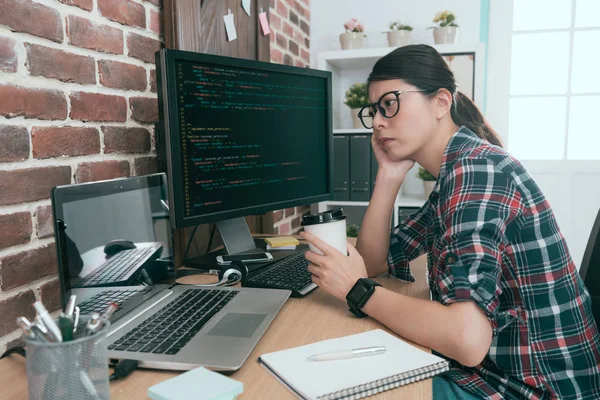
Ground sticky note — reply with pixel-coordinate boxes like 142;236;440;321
224;12;237;42
148;367;243;400
259;11;270;36
242;0;251;16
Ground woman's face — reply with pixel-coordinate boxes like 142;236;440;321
367;79;438;161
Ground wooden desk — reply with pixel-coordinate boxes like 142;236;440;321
0;253;431;400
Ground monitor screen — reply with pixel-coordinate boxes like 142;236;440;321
156;49;333;228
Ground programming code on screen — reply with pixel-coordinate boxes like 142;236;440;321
175;60;328;218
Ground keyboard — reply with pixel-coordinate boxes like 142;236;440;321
109;288;238;355
75;246;160;287
245;252;316;297
78;288;145;315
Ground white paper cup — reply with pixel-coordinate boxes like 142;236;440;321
301;208;348;256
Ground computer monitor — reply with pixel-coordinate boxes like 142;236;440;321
155;49;333;256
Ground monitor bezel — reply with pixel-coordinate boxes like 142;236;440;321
156;49;333;229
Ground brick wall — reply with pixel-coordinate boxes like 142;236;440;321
0;0;162;351
268;0;311;234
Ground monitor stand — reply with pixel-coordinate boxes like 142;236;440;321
216;217;263;256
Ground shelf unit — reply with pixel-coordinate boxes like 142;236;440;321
314;43;486;228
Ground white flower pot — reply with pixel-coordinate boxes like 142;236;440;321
351;108;363;129
433;26;459;44
422;180;436;199
386;30;411;47
339;32;364;50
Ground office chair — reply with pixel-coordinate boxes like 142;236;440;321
579;209;600;324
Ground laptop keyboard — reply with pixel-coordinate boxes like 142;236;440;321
109;288;238;355
77;246;159;286
78;288;145;315
248;252;313;293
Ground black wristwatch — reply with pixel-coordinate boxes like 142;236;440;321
346;278;381;318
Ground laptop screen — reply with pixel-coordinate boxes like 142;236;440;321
51;173;173;302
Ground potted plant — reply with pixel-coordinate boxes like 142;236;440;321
346;224;359;238
429;10;459;44
386;21;412;47
340;18;365;50
344;82;369;129
417;166;436;199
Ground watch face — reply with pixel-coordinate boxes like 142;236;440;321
348;279;370;304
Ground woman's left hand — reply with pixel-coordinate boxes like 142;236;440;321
300;231;368;302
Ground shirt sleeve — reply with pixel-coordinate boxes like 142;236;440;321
387;203;432;282
436;158;525;335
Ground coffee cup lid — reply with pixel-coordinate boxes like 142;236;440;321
301;208;346;226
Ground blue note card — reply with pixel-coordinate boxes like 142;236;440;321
148;367;243;400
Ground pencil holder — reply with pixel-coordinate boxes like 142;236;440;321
24;321;110;400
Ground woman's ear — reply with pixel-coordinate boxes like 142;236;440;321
434;89;453;120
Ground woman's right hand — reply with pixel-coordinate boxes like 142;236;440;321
371;134;415;182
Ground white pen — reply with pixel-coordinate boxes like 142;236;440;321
306;346;386;362
33;301;63;342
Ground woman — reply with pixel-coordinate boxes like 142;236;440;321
301;45;600;399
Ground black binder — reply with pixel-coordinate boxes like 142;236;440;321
370;146;378;199
350;135;371;201
333;136;350;201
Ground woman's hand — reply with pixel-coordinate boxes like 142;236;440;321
371;134;415;182
300;231;368;302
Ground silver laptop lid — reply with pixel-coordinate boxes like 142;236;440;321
51;173;173;309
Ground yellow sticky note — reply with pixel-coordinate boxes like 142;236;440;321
264;236;299;247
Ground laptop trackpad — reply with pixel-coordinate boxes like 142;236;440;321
206;313;267;338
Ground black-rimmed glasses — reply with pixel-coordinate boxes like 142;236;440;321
358;90;429;129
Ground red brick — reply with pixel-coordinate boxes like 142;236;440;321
276;0;287;17
295;205;310;214
130;97;158;123
269;13;281;30
0;244;58;291
300;19;309;35
32;126;100;159
289;39;299;55
102;126;151;154
278;221;291;235
270;48;283;64
127;32;162;64
0;0;63;43
0;167;71;206
39;278;61;313
98;60;146;91
273;210;283;222
301;48;310;63
67;16;123;55
283;53;293;66
149;8;162;36
293;28;303;43
0;37;17;72
0;290;36;336
25;43;95;85
294;59;303;67
291;216;301;229
134;156;157;175
305;37;309;48
98;0;146;29
0;125;29;162
0;212;32;249
75;160;130;183
289;10;299;26
59;0;92;11
149;69;157;92
284;207;295;217
276;33;286;49
294;1;308;18
0;85;67;120
283;22;294;37
70;92;127;122
35;205;53;239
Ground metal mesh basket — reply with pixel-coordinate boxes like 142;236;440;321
25;322;110;400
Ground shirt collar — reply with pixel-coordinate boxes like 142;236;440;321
430;126;481;200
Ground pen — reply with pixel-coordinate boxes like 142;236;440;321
16;317;36;339
65;295;77;319
306;346;386;362
58;313;74;341
33;301;63;342
84;312;102;336
98;302;118;327
73;306;81;333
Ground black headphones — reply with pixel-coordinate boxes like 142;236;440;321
176;260;248;287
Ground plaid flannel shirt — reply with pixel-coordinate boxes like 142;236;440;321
388;127;600;399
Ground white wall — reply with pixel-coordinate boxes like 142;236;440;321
310;0;482;66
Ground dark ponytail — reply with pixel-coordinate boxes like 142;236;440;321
367;44;503;148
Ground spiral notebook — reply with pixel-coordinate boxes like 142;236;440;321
258;329;449;400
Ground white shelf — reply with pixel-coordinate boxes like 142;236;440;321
323;195;426;209
333;128;372;135
318;43;482;70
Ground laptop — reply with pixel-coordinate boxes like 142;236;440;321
51;173;291;371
